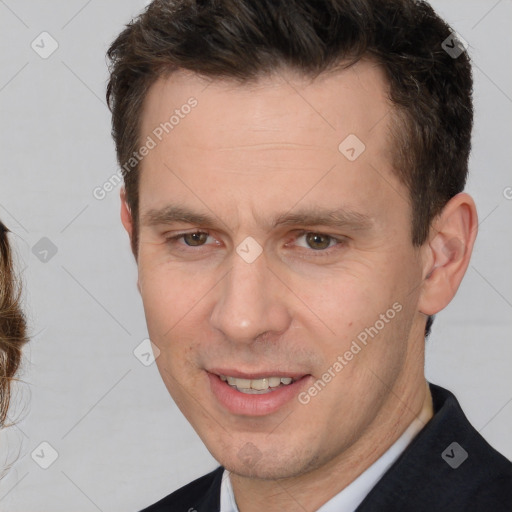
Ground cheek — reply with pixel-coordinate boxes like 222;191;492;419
138;261;217;385
138;260;206;337
292;257;416;370
140;266;206;400
292;268;389;334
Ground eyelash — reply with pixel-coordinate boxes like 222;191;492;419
164;230;346;257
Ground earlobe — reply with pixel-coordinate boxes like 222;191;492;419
418;193;478;316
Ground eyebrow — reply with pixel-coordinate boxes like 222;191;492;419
141;204;373;232
142;205;218;228
271;208;373;231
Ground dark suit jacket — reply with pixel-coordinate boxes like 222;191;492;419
140;384;512;511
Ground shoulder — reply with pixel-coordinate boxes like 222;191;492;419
428;384;511;479
357;384;512;511
139;466;224;512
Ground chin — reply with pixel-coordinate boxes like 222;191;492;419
214;441;321;481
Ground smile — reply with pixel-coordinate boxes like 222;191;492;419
208;371;312;416
220;375;297;394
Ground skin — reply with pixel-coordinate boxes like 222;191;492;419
121;61;478;511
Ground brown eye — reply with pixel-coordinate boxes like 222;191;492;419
183;232;209;246
305;233;332;250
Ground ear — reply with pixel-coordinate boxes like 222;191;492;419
120;188;142;292
418;193;478;316
120;187;139;262
120;187;133;241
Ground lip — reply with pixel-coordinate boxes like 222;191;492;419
207;370;312;416
208;368;306;380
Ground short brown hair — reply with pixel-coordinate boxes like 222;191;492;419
106;0;474;336
0;221;28;426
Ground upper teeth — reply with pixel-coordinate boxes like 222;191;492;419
220;375;294;391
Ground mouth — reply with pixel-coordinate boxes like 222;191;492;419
219;374;300;394
207;369;312;416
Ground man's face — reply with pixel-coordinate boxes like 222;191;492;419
131;62;428;479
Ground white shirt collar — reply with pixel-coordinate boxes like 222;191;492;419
220;413;427;512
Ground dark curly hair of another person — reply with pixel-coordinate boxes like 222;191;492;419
0;220;28;426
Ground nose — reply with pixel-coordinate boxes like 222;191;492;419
210;248;291;344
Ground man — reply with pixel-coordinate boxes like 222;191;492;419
106;0;512;510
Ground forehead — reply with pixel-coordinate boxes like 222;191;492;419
140;60;392;149
137;62;407;230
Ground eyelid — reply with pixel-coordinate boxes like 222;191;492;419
165;229;217;244
165;229;346;254
287;230;346;253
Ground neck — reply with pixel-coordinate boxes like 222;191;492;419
230;379;434;512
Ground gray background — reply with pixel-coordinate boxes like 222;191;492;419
0;0;510;510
